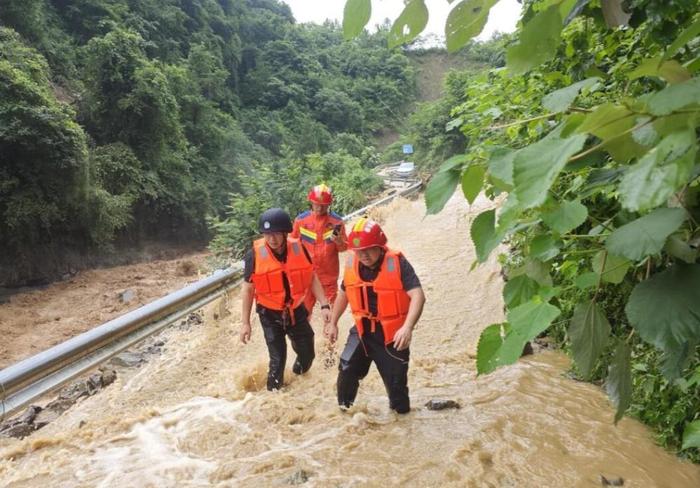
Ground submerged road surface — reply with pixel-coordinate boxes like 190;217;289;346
1;193;699;487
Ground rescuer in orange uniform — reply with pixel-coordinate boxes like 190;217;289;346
325;218;425;413
240;208;331;391
292;184;348;314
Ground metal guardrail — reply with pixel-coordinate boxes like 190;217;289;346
344;180;422;221
0;180;422;420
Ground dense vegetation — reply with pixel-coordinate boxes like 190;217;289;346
345;0;700;460
0;0;415;284
382;35;509;170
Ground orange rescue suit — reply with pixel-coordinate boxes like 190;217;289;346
292;210;347;287
251;237;314;311
343;249;411;345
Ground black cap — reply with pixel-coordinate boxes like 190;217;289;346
258;208;293;233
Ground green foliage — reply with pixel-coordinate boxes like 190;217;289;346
591;252;631;284
542;77;599;113
461;165;486;204
606;208;687;260
1;1;416;280
626;265;700;380
424;158;464;214
0;28;89;249
607;341;633;424
506;3;564;74
684;420;700;450
387;0;428;49
512;125;587;209
569;300;611;379
343;0;372;40
209;151;383;258
471;209;500;263
476;300;560;374
445;0;498;53
541;200;588;234
344;0;700;458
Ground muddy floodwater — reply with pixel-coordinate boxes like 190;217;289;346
1;193;699;487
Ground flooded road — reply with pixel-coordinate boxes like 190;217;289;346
1;193;699;487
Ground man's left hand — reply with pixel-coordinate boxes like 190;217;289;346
393;325;413;351
321;307;331;324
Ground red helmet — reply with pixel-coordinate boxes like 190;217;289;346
308;184;333;205
347;218;387;250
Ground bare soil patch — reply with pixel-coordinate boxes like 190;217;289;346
0;252;210;369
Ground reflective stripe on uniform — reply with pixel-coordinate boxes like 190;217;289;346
299;227;317;243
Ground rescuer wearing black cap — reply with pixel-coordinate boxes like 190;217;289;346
239;208;331;391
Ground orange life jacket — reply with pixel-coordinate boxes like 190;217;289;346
343;249;411;345
251;237;314;312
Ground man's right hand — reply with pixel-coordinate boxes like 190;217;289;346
324;322;338;344
240;322;252;344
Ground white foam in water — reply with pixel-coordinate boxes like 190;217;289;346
80;395;252;487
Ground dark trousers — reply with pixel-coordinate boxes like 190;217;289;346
258;309;315;391
337;325;410;413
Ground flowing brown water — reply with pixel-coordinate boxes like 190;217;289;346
1;193;699;487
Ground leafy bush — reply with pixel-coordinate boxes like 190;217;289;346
345;0;700;459
209;150;382;259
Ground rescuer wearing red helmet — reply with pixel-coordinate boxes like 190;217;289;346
325;217;425;413
292;184;348;315
239;208;332;391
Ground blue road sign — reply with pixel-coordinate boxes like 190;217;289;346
402;144;414;154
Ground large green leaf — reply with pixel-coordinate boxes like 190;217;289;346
512;125;587;209
425;169;460;214
445;0;498;52
510;258;552;286
541;200;588;234
476;301;560;375
665;234;698;264
506;5;563;74
503;274;540;308
508;300;561;334
632;118;659;146
575;104;647;162
471;209;503;262
618;130;697;212
576;103;631;135
626;264;700;380
606;208;687;260
542;77;599;113
591;251;630;284
628;56;664;80
501;300;561;357
487;147;515;191
569;301;611;378
343;0;372;40
647;76;700;116
665;18;700;60
476;322;510;375
606;341;632;424
628;57;689;84
661;342;696;381
497;192;521;231
682;420;700;450
388;0;429;48
658;60;692;84
575;271;599;289
461;165;486;204
440;153;468;172
530;234;560;262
